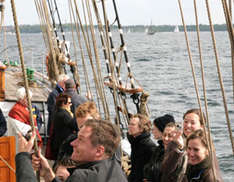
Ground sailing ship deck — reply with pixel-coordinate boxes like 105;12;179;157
4;66;51;102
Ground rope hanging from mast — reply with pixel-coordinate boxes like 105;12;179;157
71;0;110;119
90;0;121;122
85;0;110;119
10;0;40;181
204;0;234;154
192;0;216;179
47;0;82;91
68;0;91;97
220;0;234;101
34;0;59;84
0;0;5;33
177;0;234;160
101;0;148;115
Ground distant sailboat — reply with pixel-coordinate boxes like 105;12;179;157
174;25;179;33
145;27;148;33
147;21;156;35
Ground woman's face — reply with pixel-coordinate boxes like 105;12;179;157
152;125;162;139
64;98;72;109
183;113;202;137
187;138;208;165
162;126;176;149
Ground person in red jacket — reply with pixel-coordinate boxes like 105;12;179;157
8;87;42;147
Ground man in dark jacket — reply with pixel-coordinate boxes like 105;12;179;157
47;74;69;135
127;113;156;182
15;119;128;182
64;78;87;115
0;108;7;136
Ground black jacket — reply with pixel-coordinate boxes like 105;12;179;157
0;108;7;136
127;132;156;182
143;140;165;182
51;108;76;160
47;84;64;134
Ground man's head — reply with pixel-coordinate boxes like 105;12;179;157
64;78;75;90
16;87;32;106
128;113;151;137
71;119;120;163
75;101;100;128
57;74;69;89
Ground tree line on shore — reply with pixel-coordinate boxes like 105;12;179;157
3;24;230;33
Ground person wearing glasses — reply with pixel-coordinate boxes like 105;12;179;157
47;93;77;161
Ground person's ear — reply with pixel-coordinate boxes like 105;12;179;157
96;145;105;158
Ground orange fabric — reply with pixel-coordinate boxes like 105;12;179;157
8;101;42;146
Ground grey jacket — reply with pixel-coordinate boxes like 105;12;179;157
15;152;128;182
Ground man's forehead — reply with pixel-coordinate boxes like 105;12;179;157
130;117;139;123
79;126;92;136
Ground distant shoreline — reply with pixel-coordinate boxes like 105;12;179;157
2;24;230;33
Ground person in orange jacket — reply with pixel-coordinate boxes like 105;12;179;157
8;87;42;147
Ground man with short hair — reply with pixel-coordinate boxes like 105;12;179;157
47;74;69;135
64;78;87;115
15;119;128;182
53;101;100;181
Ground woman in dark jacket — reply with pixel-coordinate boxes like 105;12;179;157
143;114;175;182
50;93;77;160
127;114;156;182
161;129;223;182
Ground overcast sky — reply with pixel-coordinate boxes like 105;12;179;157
4;0;227;26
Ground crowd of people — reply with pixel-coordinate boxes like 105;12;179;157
0;73;224;182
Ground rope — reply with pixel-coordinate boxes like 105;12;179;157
91;0;122;123
47;0;61;54
68;0;91;97
72;0;109;118
34;0;49;49
68;0;81;93
220;0;234;101
10;0;40;180
72;0;101;108
85;0;110;119
204;0;234;154
229;0;232;19
193;0;217;180
52;0;69;75
39;0;59;82
111;0;135;89
0;4;4;33
2;14;9;64
177;0;203;113
0;154;15;173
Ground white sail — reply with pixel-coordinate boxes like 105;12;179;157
174;25;179;32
